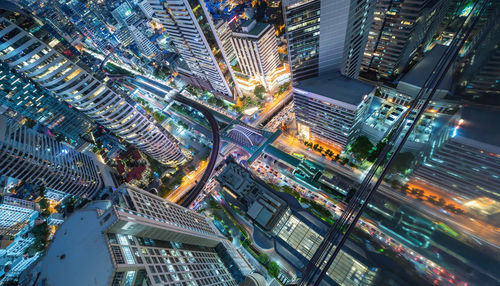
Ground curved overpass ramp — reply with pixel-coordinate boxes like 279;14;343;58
102;66;220;208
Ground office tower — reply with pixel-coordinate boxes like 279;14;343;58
456;4;500;104
0;62;94;143
57;0;116;53
0;197;37;238
40;184;239;286
114;26;134;47
0;116;104;198
294;72;374;149
361;0;446;79
111;2;136;27
148;0;241;102
215;20;236;63
231;20;281;90
129;25;159;58
217;161;380;285
282;0;374;82
138;0;155;19
0;9;184;165
110;2;159;58
413;106;500;200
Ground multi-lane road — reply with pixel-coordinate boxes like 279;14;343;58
272;134;500;249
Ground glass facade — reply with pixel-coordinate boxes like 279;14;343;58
284;0;321;83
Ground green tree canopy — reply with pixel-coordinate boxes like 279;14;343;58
38;197;49;210
367;140;387;162
388;152;415;174
254;85;266;99
258;253;270;265
268;261;280;277
350;136;373;160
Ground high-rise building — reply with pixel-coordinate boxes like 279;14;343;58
455;4;500;104
111;2;135;27
148;0;241;102
0;9;184;165
138;0;155;19
0;115;105;198
57;0;116;53
293;72;374;149
283;0;376;148
215;20;236;63
129;25;159;58
39;184;241;286
0;62;94;143
231;20;281;90
360;0;446;79
0;196;38;238
282;0;374;82
413;106;500;200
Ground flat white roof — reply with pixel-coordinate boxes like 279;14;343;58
294;71;374;106
39;209;114;286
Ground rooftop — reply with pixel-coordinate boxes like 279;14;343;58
39;209;113;286
398;45;453;96
455;105;500;151
294;71;374;106
234;20;271;37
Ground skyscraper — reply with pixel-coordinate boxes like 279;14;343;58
360;0;446;79
215;20;236;63
0;115;105;198
0;61;94;143
40;184;240;286
0;196;38;238
455;3;500;104
148;0;241;102
57;0;116;53
231;20;281;90
413;106;500;200
283;0;375;147
282;0;374;82
129;25;160;58
0;9;184;165
293;72;374;148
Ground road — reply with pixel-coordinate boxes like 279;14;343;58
119;75;221;208
250;90;292;127
247;157;467;285
272;134;500;248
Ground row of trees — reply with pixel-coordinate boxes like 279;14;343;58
400;185;465;215
349;136;415;174
304;141;340;161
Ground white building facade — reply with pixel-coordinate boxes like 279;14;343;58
0;116;103;198
0;11;184;165
148;0;241;101
41;184;241;286
231;20;281;90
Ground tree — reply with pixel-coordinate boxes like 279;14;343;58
41;210;51;218
389;152;415;174
367;140;387;162
258;253;270;265
207;200;220;209
437;198;446;207
38;197;49;210
268;261;280;277
279;82;290;93
215;97;224;107
350;136;373;160
254;85;266;99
